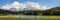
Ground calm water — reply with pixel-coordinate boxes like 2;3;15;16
8;15;48;18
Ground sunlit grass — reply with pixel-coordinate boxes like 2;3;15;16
0;16;60;20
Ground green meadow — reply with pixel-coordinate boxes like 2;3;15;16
0;16;60;20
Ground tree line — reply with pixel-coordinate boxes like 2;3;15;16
0;6;60;16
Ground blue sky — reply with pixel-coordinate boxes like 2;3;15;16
0;0;60;7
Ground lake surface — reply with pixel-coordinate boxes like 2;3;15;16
8;15;49;18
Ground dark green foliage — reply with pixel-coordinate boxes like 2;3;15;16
0;6;60;16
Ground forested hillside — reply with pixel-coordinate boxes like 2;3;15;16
0;6;60;16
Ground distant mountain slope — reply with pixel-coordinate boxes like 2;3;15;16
50;6;60;10
0;6;60;16
42;6;60;16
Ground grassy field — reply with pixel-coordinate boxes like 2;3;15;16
0;16;60;20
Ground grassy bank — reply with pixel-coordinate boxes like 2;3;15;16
0;16;60;20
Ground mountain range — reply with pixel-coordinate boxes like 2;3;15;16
0;6;60;16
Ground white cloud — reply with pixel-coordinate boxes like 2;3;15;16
1;4;11;10
0;1;52;11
